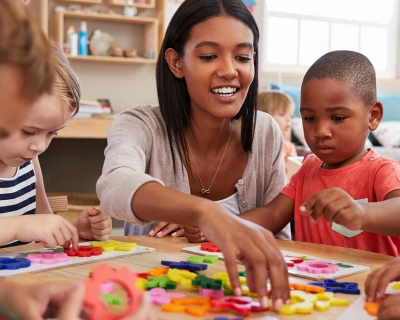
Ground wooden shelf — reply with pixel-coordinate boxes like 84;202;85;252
59;10;158;23
66;54;156;64
108;0;155;9
54;10;159;63
56;117;114;139
53;0;102;3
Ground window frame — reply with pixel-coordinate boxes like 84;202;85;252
260;0;400;79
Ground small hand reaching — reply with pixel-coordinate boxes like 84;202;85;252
76;207;112;241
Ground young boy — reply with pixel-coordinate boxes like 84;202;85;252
241;50;400;256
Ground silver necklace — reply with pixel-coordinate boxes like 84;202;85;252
186;125;233;194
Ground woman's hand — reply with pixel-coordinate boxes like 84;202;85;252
198;202;290;311
148;222;184;238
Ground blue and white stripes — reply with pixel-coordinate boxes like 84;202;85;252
0;161;36;247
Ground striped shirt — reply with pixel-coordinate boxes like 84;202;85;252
0;161;36;248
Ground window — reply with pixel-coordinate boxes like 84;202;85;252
262;0;398;78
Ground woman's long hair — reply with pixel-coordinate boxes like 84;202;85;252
156;0;259;171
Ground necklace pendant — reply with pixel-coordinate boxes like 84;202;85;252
201;189;210;194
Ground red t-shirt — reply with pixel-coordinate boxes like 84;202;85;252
281;149;400;256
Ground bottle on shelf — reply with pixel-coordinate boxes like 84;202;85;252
70;30;78;56
65;25;75;54
79;21;88;56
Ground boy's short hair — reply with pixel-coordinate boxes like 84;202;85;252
50;41;81;116
302;50;376;106
257;90;294;115
0;0;53;101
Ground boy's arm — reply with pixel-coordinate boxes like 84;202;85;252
32;158;53;215
362;190;400;235
300;188;400;235
240;193;295;234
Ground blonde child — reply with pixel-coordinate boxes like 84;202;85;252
0;2;153;319
240;50;400;256
0;41;112;249
258;91;297;172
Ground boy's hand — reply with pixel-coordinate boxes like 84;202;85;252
15;215;79;250
299;187;366;230
77;208;112;241
183;225;206;242
365;258;400;302
198;203;290;311
148;222;184;238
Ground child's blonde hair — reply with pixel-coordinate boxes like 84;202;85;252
0;0;53;101
258;91;294;115
50;40;80;116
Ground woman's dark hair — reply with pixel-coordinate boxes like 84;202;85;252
156;0;259;171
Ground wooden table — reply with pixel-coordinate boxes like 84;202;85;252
0;237;394;319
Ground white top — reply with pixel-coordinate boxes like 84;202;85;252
215;192;240;216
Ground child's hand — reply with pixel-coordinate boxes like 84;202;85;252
77;207;112;241
148;222;184;238
58;283;155;320
198;203;290;310
365;258;400;302
299;187;365;230
15;215;79;250
0;281;88;320
183;225;206;242
376;294;400;320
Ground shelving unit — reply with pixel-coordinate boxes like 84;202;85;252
108;0;155;9
54;10;158;63
53;0;102;3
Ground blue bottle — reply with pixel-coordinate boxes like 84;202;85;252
79;21;88;56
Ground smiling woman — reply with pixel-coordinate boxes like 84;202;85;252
97;0;292;310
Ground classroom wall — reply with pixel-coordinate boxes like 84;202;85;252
39;1;400;197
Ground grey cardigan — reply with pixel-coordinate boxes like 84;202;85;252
97;105;291;240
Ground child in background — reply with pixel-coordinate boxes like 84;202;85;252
365;258;400;319
240;50;400;256
257;91;297;172
0;40;112;249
